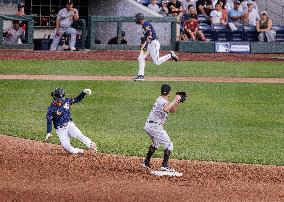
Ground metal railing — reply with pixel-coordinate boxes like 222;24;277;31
87;16;177;50
0;15;34;48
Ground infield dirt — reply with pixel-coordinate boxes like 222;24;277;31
0;135;283;201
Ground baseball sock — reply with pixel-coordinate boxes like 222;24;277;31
162;148;171;167
145;145;156;163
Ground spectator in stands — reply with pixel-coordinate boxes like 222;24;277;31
148;0;161;13
16;3;25;16
196;0;213;17
181;4;197;21
218;0;228;25
228;0;244;30
16;3;27;31
167;0;183;17
160;0;169;16
188;4;197;15
256;11;276;42
184;14;206;41
242;0;260;26
3;20;25;44
241;0;258;12
210;3;223;25
107;31;127;44
181;0;197;10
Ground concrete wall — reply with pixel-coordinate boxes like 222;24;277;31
0;2;18;30
89;0;172;45
256;0;284;24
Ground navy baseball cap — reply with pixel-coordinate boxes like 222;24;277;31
161;84;171;95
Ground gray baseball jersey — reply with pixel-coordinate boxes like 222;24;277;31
146;96;169;125
57;8;78;28
145;96;173;151
3;27;25;44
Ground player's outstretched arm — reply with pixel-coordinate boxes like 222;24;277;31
71;89;92;104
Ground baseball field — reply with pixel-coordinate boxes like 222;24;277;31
0;50;283;201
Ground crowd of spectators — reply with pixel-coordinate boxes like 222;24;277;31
136;0;279;42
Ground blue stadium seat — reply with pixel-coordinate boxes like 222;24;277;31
199;23;214;41
273;25;284;42
230;25;245;41
213;24;230;41
197;14;210;24
243;25;258;41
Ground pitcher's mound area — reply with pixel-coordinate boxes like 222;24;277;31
0;135;283;201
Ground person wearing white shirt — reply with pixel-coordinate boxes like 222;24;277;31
210;3;223;25
148;0;161;13
242;0;260;26
241;0;258;12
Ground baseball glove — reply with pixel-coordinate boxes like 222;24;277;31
176;91;188;103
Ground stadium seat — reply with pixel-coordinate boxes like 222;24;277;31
197;14;210;24
273;25;284;42
212;24;230;41
230;25;245;41
199;23;214;41
243;25;258;41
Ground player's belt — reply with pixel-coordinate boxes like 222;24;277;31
148;120;162;125
56;121;70;129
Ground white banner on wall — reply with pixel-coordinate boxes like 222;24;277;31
215;42;250;53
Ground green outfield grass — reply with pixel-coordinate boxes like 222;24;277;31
0;60;284;77
0;80;283;165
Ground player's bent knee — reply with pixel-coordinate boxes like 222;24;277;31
152;60;161;66
168;141;173;151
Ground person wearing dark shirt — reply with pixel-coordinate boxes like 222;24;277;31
107;31;127;44
196;0;213;17
167;0;182;16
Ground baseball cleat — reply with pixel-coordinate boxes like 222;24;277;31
90;142;98;153
70;46;76;51
141;160;151;170
77;149;84;154
134;75;145;81
160;166;175;172
170;51;178;62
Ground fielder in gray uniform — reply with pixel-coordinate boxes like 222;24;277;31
142;84;181;172
50;0;79;51
3;20;25;44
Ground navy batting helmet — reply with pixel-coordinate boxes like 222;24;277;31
161;84;171;95
135;13;144;24
51;88;65;99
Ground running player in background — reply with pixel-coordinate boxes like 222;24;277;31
134;13;178;81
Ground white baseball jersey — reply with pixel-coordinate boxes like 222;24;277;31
146;96;169;125
57;8;78;28
3;27;25;44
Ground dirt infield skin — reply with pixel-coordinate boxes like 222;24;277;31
0;135;283;202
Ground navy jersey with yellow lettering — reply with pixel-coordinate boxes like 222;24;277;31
46;92;86;133
142;21;157;40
